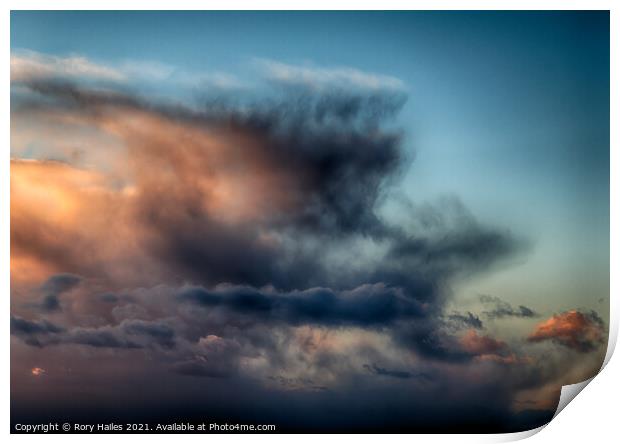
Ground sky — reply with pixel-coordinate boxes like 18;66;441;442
10;11;609;433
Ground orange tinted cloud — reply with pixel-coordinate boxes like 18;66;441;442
458;330;532;365
459;330;507;356
10;158;148;288
528;310;605;352
97;108;298;224
31;367;45;376
10;104;299;290
10;75;410;293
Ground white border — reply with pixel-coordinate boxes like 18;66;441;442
3;2;616;442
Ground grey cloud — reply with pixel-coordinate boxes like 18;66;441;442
447;312;484;330
172;335;242;378
12;77;521;302
480;295;538;319
363;363;432;381
179;283;426;328
11;315;175;350
10;315;64;347
98;293;120;303
38;273;82;312
395;323;475;363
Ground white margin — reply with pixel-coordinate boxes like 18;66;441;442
2;2;616;442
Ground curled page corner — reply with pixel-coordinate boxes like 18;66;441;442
502;330;615;442
553;377;595;420
548;326;614;424
497;376;597;442
499;424;547;442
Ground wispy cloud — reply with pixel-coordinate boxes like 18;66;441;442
12;50;406;97
11;50;126;82
480;295;538;319
11;50;243;92
256;58;406;91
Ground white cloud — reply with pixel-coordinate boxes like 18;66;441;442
11;50;126;82
11;50;244;92
11;51;403;96
118;60;177;81
256;58;405;91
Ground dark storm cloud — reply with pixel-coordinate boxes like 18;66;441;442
11;315;64;347
179;283;425;327
266;375;328;391
64;321;175;349
395;323;474;363
480;295;538;319
144;214;301;289
66;327;143;349
393;316;513;364
11;67;528;392
365;199;524;306
383;224;520;285
447;311;484;330
12;79;409;289
362;363;432;381
12;77;522;294
10;315;64;335
38;273;82;312
33;82;402;242
217;88;408;237
10;315;175;349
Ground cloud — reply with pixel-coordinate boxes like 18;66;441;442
99;293;120;304
11;51;236;90
363;363;432;381
257;59;406;92
31;367;46;377
395;323;478;363
447;312;484;330
456;331;532;366
10;81;408;290
38;273;82;311
172;335;241;378
459;330;508;356
11;315;175;349
527;310;606;352
10;51;557;432
11;50;125;83
11;315;64;334
40;273;82;294
179;283;426;328
10;315;64;347
480;295;538;319
267;375;327;391
10;70;520;295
